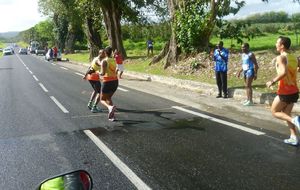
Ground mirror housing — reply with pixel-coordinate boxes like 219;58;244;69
37;170;93;190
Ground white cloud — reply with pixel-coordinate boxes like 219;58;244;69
0;0;46;32
227;0;300;19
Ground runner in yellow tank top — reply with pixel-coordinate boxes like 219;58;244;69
100;47;119;121
266;36;300;146
83;49;104;113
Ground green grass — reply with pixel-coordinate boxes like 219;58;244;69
210;32;299;51
64;52;90;64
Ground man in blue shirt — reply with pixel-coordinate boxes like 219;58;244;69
213;41;229;98
147;39;154;56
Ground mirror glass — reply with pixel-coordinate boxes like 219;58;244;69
39;170;92;190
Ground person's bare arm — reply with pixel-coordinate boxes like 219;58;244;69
266;55;287;88
100;60;107;76
297;56;300;72
251;53;259;80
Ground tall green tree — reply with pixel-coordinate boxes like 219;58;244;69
38;0;85;53
38;0;69;50
76;0;104;61
152;0;245;68
99;0;161;58
34;20;55;46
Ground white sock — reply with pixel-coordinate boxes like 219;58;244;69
290;135;298;140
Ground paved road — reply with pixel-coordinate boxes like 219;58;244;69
0;53;299;189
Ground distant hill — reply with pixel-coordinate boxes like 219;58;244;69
0;32;19;39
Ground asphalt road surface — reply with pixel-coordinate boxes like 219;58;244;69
0;52;299;190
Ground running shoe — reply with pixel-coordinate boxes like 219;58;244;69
243;101;253;106
91;106;102;113
87;101;93;110
283;137;298;146
241;100;248;104
108;117;115;122
292;116;300;132
108;105;116;119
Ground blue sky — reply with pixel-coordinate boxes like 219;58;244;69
0;0;299;33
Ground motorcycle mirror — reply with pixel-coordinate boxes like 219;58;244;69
37;170;93;190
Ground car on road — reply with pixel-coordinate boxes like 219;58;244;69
45;49;62;61
19;48;28;55
35;47;45;55
3;47;14;55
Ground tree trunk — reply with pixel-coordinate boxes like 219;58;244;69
85;17;103;61
151;0;179;69
149;40;170;65
101;1;127;58
64;24;76;54
151;0;219;68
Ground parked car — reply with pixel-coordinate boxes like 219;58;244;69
35;47;45;55
45;49;62;61
3;47;14;55
19;48;28;55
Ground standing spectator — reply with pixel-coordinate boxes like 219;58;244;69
49;48;54;60
53;46;58;61
146;39;154;56
266;36;300;146
83;49;104;113
100;47;119;121
213;41;229;98
114;49;124;79
237;43;259;106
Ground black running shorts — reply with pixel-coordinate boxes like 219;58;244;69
102;80;119;94
278;92;299;103
89;80;101;93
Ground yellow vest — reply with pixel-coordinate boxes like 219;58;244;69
103;57;118;82
276;53;299;95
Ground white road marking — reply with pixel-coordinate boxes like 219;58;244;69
29;70;33;74
33;75;39;81
75;72;85;77
50;96;69;113
173;106;265;136
84;130;152;190
60;66;68;70
16;54;25;66
51;63;56;66
118;87;128;92
39;83;48;92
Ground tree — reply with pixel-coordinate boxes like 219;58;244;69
151;0;245;69
38;0;86;53
99;0;167;59
76;0;104;61
34;20;55;46
38;0;69;50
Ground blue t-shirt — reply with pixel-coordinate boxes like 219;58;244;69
213;48;229;72
147;40;153;48
242;52;254;71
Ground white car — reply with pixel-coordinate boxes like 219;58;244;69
45;49;62;61
19;48;28;55
3;47;14;55
35;47;46;55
